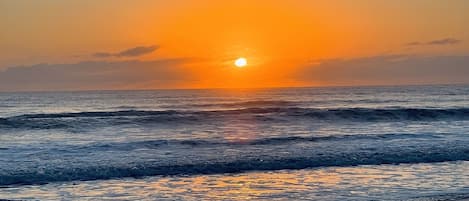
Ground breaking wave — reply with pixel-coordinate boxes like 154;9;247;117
1;140;468;186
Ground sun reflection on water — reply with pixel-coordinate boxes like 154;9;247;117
1;162;468;200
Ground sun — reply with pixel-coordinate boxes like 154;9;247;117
235;57;247;67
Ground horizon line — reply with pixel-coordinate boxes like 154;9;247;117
0;82;468;93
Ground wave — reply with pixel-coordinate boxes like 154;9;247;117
1;107;468;130
409;192;469;201
182;100;295;108
10;107;469;120
71;133;442;151
1;141;468;186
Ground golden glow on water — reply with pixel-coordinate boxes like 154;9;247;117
140;171;342;200
2;162;468;200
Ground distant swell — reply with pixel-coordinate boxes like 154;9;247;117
72;133;442;151
1;107;468;130
1;143;468;186
10;107;469;120
182;100;294;108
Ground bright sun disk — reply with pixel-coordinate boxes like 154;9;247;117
235;57;247;67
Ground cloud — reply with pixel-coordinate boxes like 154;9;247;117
0;58;193;91
93;45;160;58
406;38;462;46
297;55;469;86
93;52;113;58
405;42;422;46
115;45;160;57
427;38;461;45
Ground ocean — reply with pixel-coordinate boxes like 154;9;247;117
0;85;468;200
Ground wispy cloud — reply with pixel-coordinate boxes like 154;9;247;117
406;38;462;46
93;52;114;58
405;42;423;46
93;45;160;58
427;38;461;45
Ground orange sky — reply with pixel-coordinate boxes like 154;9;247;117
0;0;468;91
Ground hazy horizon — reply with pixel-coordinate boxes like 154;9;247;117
1;82;468;93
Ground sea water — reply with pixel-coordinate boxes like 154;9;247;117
0;85;468;200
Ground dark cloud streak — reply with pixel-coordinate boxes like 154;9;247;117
93;52;113;58
406;38;462;46
92;45;160;58
427;38;461;45
115;45;159;57
405;42;422;46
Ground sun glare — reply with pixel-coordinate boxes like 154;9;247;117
235;57;247;67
